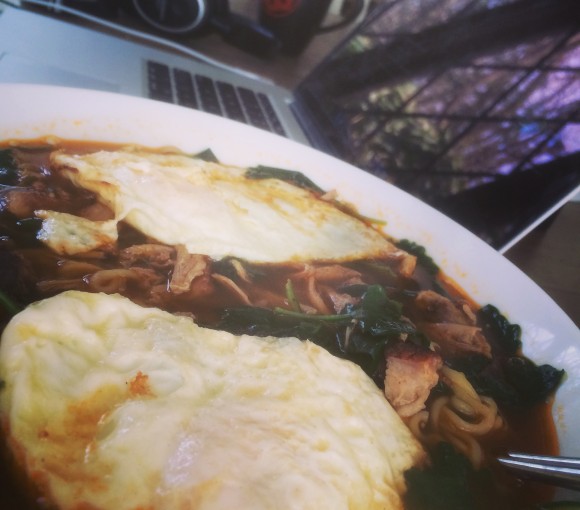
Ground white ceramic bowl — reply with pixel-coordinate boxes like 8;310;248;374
2;83;579;500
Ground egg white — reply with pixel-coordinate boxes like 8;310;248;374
0;291;425;510
48;150;398;263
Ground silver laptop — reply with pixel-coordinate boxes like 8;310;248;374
0;4;315;145
1;1;579;253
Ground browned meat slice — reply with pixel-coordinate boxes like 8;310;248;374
414;290;476;325
413;291;492;358
384;342;442;418
87;267;162;294
2;189;62;218
293;265;363;285
169;246;210;294
421;323;492;358
387;249;417;279
119;244;175;269
325;288;360;313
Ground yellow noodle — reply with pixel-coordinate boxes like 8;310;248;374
406;367;505;468
441;403;496;436
443;429;483;468
441;365;479;400
406;410;430;439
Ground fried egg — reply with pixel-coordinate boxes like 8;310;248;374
35;209;118;255
47;150;399;263
0;291;425;510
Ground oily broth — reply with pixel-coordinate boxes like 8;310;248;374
0;138;561;509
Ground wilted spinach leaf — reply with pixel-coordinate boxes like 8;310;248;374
192;148;219;162
216;284;415;379
396;239;440;275
404;442;497;510
0;149;19;185
479;304;522;356
245;165;323;194
503;357;565;406
451;307;565;409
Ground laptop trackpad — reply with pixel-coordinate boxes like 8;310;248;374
0;53;119;92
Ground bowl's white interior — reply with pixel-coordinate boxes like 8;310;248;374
2;84;579;499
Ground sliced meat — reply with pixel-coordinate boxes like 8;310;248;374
384;342;443;418
421;323;492;358
325;288;360;313
292;264;363;285
169;246;210;294
413;291;492;358
2;189;61;218
414;290;476;325
2;185;95;218
119;244;175;269
387;249;417;279
87;267;162;294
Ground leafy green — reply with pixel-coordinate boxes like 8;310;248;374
356;260;398;282
0;148;19;185
404;442;497;510
245;165;324;194
503;357;565;406
396;239;440;275
452;307;565;409
355;284;405;335
216;284;415;378
192;148;219;162
217;306;329;345
479;304;522;356
284;279;301;312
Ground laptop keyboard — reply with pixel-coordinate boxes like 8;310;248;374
146;61;286;136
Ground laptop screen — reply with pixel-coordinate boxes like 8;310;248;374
296;0;580;251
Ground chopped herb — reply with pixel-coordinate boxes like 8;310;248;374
273;307;353;323
284;279;301;312
397;239;440;275
246;165;324;194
